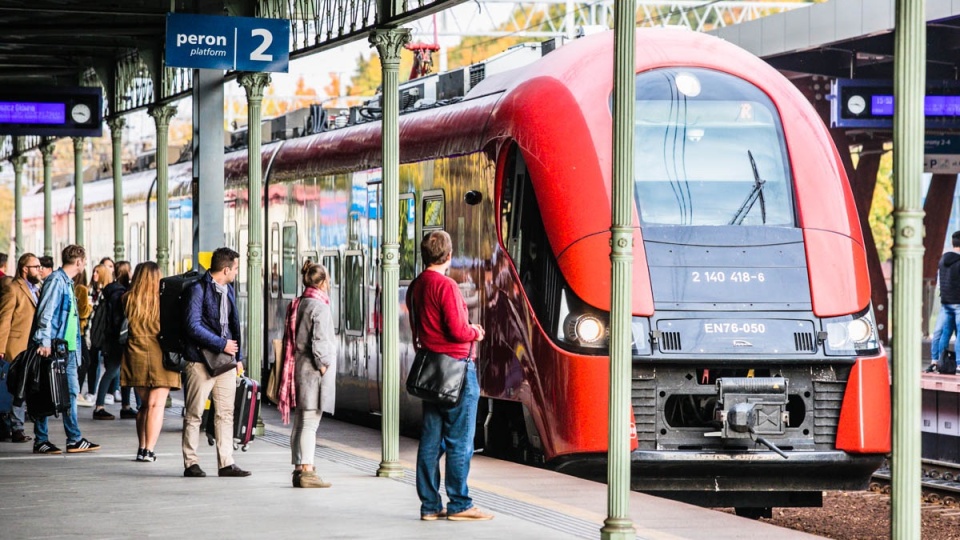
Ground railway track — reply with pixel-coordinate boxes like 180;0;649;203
872;459;960;509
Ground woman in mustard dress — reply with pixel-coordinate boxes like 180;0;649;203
120;262;180;462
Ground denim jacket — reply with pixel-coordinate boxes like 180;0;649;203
183;272;242;364
32;268;82;350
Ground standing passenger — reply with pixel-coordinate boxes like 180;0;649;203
121;262;180;462
38;256;54;283
0;253;42;443
31;245;99;454
407;231;492;521
281;262;336;488
93;261;138;419
73;269;94;408
181;247;250;478
933;231;960;372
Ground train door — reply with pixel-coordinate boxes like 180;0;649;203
366;183;383;413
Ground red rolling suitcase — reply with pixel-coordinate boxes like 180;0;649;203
203;376;261;451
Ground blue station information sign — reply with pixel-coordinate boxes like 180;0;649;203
830;78;960;129
0;86;102;137
165;13;290;73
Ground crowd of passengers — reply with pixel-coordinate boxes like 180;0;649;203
0;234;493;521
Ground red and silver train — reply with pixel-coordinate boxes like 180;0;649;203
23;29;891;511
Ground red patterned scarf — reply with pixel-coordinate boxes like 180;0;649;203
278;286;327;424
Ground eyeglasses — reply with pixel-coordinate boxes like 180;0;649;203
25;265;41;270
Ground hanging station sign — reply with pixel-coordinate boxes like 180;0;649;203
0;86;102;137
165;13;290;73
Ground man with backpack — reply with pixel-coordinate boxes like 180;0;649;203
928;231;960;374
90;261;137;420
181;248;250;478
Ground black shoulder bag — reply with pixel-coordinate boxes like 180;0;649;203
404;279;469;407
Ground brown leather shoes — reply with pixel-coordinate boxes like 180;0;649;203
10;430;32;443
420;509;447;521
447;507;494;521
298;471;331;488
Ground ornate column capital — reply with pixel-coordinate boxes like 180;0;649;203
238;72;272;102
369;27;412;67
148;104;178;129
72;137;84;152
11;154;27;172
107;116;126;138
40;139;55;163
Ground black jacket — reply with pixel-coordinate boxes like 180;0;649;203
99;281;128;358
940;251;960;304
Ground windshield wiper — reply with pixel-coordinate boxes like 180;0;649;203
729;150;766;225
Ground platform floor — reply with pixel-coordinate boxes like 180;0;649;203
0;399;824;539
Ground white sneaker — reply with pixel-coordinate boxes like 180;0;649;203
114;390;122;402
76;394;94;408
104;394;115;405
83;393;95;403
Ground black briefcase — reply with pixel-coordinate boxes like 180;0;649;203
405;349;467;407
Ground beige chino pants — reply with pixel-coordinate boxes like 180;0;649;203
182;361;237;470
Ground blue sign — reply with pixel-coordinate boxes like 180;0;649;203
0;86;101;137
925;136;960;155
0;102;64;124
165;13;290;73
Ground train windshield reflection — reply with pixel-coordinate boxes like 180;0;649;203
632;68;795;227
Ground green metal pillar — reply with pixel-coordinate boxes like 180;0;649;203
12;152;25;258
891;1;925;538
371;26;410;479
40;139;55;258
108;116;126;261
73;137;84;247
602;3;637;539
149;105;177;275
239;72;270;436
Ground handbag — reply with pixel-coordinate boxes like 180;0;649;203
161;351;189;373
117;317;129;345
406;348;467;407
202;348;237;377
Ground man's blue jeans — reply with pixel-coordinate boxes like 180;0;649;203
932;305;948;363
938;304;960;366
416;361;479;516
34;350;82;444
0;361;26;431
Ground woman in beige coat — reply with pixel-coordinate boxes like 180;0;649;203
121;262;180;462
285;262;337;488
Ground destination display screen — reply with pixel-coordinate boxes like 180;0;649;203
0;102;65;124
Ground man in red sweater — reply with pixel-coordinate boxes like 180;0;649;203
407;230;492;522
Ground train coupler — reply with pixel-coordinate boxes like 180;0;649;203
713;377;790;458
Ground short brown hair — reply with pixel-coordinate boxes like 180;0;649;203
421;231;452;267
61;244;86;266
302;262;329;289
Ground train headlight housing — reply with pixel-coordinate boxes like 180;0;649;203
821;307;880;356
563;312;609;349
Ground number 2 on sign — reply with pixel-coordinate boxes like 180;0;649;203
251;29;273;61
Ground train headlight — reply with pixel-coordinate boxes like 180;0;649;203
562;312;609;349
821;307;880;356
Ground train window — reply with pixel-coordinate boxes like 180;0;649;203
343;251;364;335
282;222;298;298
270;225;280;298
399;194;416;281
422;191;444;229
631;68;795;227
322;252;341;334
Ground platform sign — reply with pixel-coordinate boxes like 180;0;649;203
924;135;960;174
830;78;960;129
165;13;290;73
0;86;101;137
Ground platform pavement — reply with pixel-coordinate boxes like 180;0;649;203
0;398;824;540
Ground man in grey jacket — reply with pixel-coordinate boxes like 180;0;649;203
31;245;99;454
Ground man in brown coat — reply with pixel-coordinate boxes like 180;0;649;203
0;253;42;443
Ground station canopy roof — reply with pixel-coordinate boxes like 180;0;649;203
0;0;189;85
710;0;960;80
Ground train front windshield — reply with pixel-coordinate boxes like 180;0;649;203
632;68;795;227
